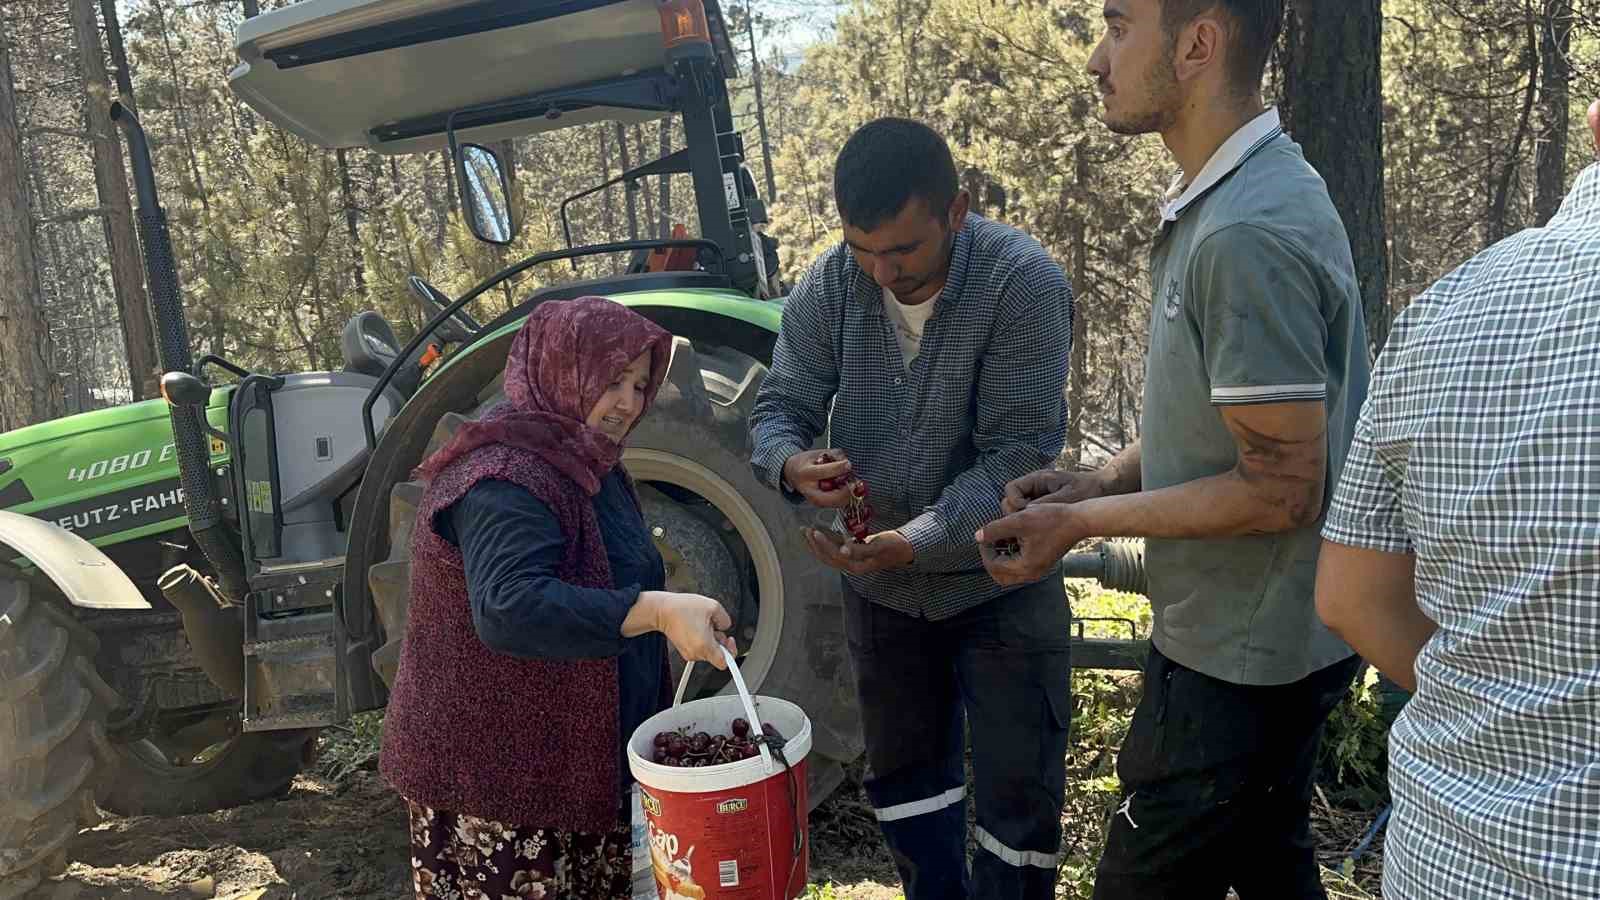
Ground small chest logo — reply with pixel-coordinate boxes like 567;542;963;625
1163;278;1183;320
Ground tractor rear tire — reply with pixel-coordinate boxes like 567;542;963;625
0;570;117;900
368;335;861;809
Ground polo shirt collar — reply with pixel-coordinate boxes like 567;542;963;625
1161;107;1284;223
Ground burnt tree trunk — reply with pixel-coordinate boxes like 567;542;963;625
0;12;65;427
1534;0;1574;226
72;0;159;400
1280;0;1390;352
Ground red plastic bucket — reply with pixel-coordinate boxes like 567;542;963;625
628;647;811;900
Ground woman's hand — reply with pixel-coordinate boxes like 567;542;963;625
624;591;738;669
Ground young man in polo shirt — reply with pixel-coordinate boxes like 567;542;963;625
977;1;1370;896
750;118;1074;900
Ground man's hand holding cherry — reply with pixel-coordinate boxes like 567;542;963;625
784;448;914;575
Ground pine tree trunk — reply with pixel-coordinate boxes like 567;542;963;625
438;150;458;218
71;0;158;400
1280;0;1390;352
1065;144;1088;465
599;127;617;272
152;0;209;214
617;122;639;240
658;119;672;238
636;125;656;231
1487;22;1539;245
0;12;65;427
1533;0;1573;226
744;3;777;199
336;147;366;294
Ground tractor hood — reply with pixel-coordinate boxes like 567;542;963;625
0;393;231;547
228;0;738;155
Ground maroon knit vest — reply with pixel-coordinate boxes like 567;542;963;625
378;442;621;832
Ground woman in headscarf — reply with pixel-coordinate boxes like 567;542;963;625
379;296;737;900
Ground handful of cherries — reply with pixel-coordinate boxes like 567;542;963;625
815;452;874;543
650;717;786;768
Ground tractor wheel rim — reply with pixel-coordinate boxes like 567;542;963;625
622;447;783;693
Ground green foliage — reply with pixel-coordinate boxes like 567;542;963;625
315;710;385;786
1315;665;1393;810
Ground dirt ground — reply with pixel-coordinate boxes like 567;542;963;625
33;760;1382;900
40;772;411;900
40;767;897;900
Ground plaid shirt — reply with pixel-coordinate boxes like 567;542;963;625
750;214;1072;619
1323;162;1600;898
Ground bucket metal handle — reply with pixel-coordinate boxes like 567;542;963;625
673;646;775;771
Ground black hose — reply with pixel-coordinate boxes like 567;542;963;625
111;103;250;603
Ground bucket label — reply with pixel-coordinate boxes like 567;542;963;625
640;771;808;899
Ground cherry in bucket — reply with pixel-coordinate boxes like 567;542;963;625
651;719;787;768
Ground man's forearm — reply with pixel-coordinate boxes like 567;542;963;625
1098;440;1142;495
1072;463;1321;541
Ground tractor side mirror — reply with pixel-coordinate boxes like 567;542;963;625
454;143;517;245
160;371;211;408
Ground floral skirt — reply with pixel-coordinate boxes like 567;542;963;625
405;798;632;900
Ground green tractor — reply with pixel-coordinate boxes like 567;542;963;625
0;1;1147;895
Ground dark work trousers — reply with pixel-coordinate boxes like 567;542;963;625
1093;647;1363;900
842;574;1072;900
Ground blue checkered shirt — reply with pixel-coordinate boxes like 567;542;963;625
1323;162;1600;898
750;214;1073;619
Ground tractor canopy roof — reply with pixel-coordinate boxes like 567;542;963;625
229;0;738;155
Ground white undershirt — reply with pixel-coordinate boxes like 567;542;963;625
883;286;939;369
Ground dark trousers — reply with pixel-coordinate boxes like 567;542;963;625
842;576;1072;900
1092;646;1363;900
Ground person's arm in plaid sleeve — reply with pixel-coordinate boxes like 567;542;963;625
1315;363;1430;692
749;254;845;504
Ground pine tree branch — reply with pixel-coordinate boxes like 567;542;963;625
25;126;98;140
40;206;110;224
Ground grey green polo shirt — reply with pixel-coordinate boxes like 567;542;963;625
1142;108;1370;685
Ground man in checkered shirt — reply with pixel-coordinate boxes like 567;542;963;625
1314;101;1600;899
749;118;1074;900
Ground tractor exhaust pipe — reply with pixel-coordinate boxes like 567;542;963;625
159;565;245;698
111;102;250;604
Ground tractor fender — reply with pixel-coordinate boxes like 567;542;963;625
0;510;150;610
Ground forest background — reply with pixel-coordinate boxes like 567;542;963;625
3;3;1596;895
1;0;1594;448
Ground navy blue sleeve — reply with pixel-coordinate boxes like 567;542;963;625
439;479;639;660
